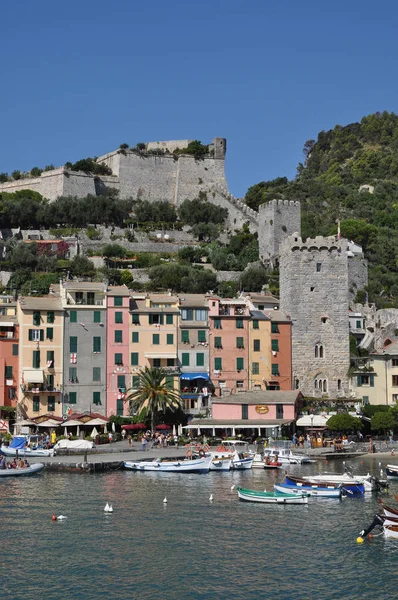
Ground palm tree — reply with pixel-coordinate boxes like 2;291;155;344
125;367;182;432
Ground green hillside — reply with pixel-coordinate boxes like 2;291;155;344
245;111;398;307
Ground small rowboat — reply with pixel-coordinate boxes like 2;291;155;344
383;525;398;539
274;483;341;498
379;503;398;519
237;486;308;504
0;463;44;477
124;454;212;473
386;464;398;480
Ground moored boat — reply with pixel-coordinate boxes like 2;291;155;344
379;503;398;519
209;456;232;471
302;472;382;492
285;474;364;495
0;436;54;458
383;524;398;539
274;482;342;498
237;486;308;504
386;464;398;480
124;454;212;473
0;463;45;477
211;441;253;470
264;447;312;465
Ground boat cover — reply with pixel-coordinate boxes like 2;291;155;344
9;436;28;450
54;439;94;450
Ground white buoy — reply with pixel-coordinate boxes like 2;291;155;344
108;504;113;513
379;462;382;467
163;497;167;504
380;469;383;477
57;515;67;520
104;503;110;512
209;494;213;501
230;484;235;490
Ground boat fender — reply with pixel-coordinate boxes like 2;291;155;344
199;450;205;458
186;449;193;458
52;514;57;521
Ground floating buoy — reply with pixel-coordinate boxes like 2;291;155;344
163;497;167;504
108;504;113;513
231;484;235;491
380;469;383;477
368;534;373;539
379;462;382;467
57;515;67;520
52;514;57;521
209;494;213;502
104;503;110;512
356;537;364;544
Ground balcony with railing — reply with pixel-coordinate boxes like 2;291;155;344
66;291;106;307
22;384;61;393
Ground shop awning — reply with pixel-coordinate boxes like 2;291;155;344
0;322;15;327
145;352;177;359
23;369;44;383
180;372;210;381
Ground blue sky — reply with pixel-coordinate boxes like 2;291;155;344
1;0;397;197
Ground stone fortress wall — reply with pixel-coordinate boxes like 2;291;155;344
279;234;368;398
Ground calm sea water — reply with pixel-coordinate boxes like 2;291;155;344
1;456;397;600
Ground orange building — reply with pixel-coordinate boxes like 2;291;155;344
265;310;292;390
0;295;19;408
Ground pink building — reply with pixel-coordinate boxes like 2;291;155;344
186;390;302;438
106;286;131;417
208;297;250;396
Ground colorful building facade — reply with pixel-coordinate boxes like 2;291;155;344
106;286;130;416
0;295;19;408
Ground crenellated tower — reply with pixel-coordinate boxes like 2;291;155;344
258;199;301;266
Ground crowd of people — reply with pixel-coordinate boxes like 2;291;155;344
138;431;179;451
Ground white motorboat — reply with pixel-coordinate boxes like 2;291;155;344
264;447;312;465
0;436;54;458
209;456;232;471
302;473;380;493
211;441;253;470
124;453;212;473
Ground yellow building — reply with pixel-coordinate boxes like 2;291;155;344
248;310;272;391
352;342;398;406
17;296;64;419
129;294;180;394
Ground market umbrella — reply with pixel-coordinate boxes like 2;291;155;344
122;423;146;430
156;424;172;430
91;427;98;438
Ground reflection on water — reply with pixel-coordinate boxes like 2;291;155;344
0;457;397;600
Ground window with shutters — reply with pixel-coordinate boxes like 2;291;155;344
153;358;161;368
69;367;77;383
93;337;101;353
117;399;124;415
236;357;244;371
47;396;55;412
70;310;77;323
29;329;43;342
115;353;123;365
167;334;174;345
236;318;244;329
252;320;259;330
253;339;260;352
132;375;140;388
149;313;163;325
181;330;190;344
236;337;244;349
272;364;280;375
214;336;222;349
166;314;173;325
46;374;54;388
271;323;279;334
12;344;18;356
132;331;139;343
69;392;77;404
93;310;101;323
195;309;207;321
115;312;123;323
93;367;101;382
198;330;206;343
196;353;204;367
276;405;284;419
114;296;123;306
93;391;101;405
47;311;54;323
181;353;190;367
117;375;126;391
242;404;248;420
115;330;123;343
181;309;193;321
8;388;16;400
47;350;54;366
46;327;53;341
131;352;139;366
132;314;140;325
33;396;40;412
5;366;13;378
252;362;259;375
33;311;41;326
272;339;279;351
70;336;77;353
214;318;222;330
152;333;160;345
214;357;222;370
32;351;40;368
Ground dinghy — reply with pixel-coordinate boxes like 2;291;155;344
1;436;54;457
0;463;44;477
237;486;308;504
383;524;398;539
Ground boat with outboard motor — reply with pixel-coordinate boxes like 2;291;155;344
211;441;253;470
124;453;212;473
359;513;398;540
0;436;54;457
386;464;398;480
0;463;44;477
237;486;308;504
264;447;313;465
302;467;387;492
285;474;365;495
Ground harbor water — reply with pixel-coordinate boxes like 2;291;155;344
1;456;397;600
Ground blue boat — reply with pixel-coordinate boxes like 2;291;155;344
285;474;365;495
274;482;341;498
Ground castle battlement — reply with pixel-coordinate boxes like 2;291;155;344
281;234;344;254
259;199;300;211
